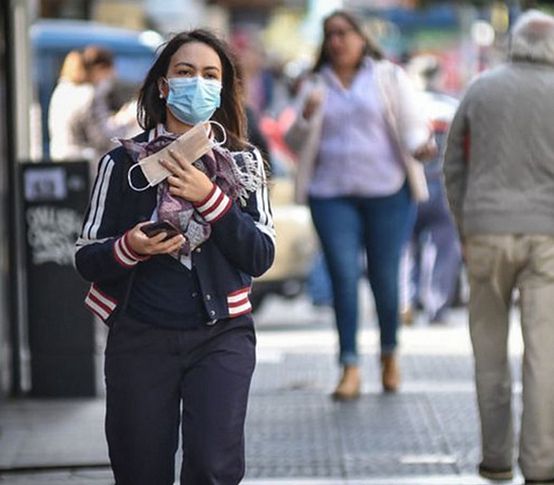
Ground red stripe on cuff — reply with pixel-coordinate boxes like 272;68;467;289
88;292;112;315
194;185;232;223
113;233;149;268
229;300;249;309
201;191;225;217
203;195;232;223
91;283;118;307
122;232;149;261
228;307;252;318
113;238;135;268
228;287;251;297
193;183;217;208
85;300;107;321
213;197;232;222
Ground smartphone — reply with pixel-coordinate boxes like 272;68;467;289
140;220;180;241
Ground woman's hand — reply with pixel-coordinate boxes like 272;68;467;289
302;89;324;120
126;221;186;256
413;137;438;161
159;149;214;203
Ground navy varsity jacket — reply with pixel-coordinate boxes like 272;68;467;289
74;127;275;325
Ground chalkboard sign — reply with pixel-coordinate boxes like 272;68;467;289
21;161;95;397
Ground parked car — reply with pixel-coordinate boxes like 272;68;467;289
250;165;317;312
30;19;163;158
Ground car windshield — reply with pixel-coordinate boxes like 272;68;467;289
114;55;154;83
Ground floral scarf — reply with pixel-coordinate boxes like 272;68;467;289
119;125;263;260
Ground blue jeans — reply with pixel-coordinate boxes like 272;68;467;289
307;251;333;307
309;184;414;365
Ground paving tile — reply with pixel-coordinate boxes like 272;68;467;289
0;307;526;484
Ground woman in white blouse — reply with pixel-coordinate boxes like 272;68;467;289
48;50;95;160
286;10;434;399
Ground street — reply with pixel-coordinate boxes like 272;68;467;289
0;286;526;484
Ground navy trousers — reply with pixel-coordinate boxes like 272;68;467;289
104;313;256;485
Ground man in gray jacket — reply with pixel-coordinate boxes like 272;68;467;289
444;10;554;484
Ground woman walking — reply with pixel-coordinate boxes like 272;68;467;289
286;10;433;399
75;29;274;484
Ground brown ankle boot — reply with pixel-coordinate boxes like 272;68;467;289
332;365;361;401
381;354;400;393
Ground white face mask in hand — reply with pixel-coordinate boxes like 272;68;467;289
127;121;227;192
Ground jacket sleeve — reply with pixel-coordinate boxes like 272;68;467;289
443;92;471;234
74;152;149;283
283;77;321;154
193;148;275;277
392;64;432;153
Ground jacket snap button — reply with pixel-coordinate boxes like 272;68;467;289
205;294;211;301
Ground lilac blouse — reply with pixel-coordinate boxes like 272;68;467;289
308;58;405;198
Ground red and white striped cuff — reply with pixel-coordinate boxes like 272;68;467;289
227;287;252;317
84;284;117;321
113;232;149;268
194;184;232;223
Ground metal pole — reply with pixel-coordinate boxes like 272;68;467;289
5;0;31;397
4;0;21;396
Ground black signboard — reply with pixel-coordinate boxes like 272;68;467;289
21;161;95;397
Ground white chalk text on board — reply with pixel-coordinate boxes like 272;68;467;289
26;206;82;266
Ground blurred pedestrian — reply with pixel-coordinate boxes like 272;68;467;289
49;47;139;163
230;31;273;169
231;29;275;116
444;10;554;483
400;56;463;325
286;10;434;398
75;29;275;485
48;50;95;160
82;45;140;158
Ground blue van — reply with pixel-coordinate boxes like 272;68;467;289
31;19;163;157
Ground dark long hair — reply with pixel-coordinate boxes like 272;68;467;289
137;29;247;151
313;10;384;73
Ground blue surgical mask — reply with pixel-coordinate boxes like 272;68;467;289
165;76;222;125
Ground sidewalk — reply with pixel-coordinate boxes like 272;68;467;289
0;294;526;484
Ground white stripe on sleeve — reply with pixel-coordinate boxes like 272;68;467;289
83;155;111;239
89;157;115;239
